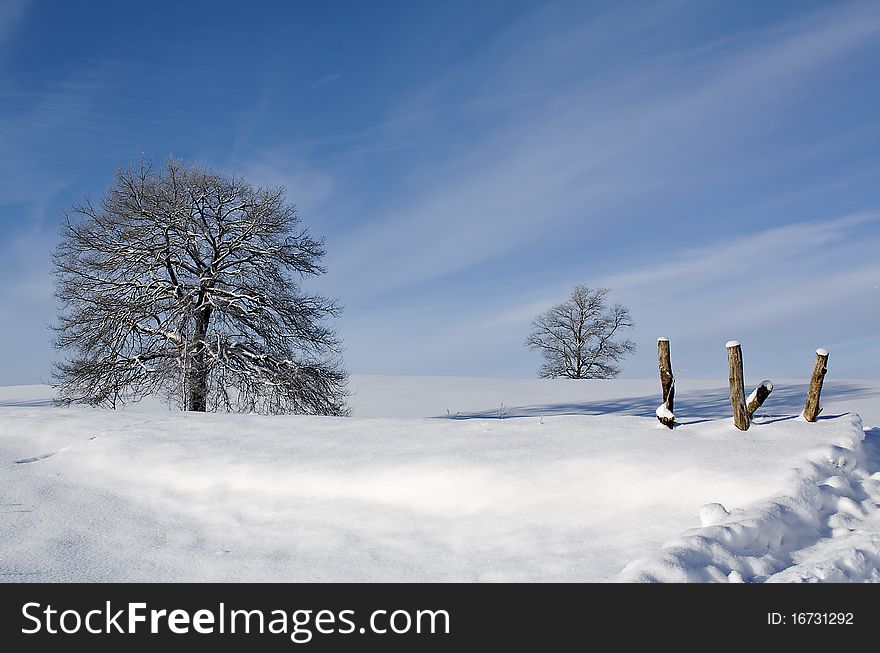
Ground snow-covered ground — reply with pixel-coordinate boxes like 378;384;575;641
1;377;878;582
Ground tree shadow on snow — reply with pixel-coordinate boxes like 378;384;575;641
452;382;878;422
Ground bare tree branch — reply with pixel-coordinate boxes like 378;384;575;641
52;157;348;415
525;285;635;379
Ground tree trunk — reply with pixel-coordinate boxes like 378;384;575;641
803;348;828;422
657;338;674;428
187;306;212;412
746;380;773;418
726;341;749;431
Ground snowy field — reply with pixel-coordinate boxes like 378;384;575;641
1;376;878;582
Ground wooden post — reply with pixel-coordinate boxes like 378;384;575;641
656;338;675;428
803;348;828;422
746;380;773;418
726;341;749;431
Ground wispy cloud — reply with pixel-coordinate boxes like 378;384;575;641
0;0;30;47
237;154;336;215
2;1;878;382
485;211;879;326
326;1;880;300
602;212;879;294
305;72;342;93
0;65;117;205
470;210;880;377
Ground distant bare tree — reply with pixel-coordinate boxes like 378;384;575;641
525;285;635;379
52;157;348;415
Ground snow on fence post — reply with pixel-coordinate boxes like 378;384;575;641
746;380;773;419
726;341;749;431
803;348;829;422
656;338;675;428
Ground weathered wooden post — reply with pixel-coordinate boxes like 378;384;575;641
803;348;828;422
656;338;675;428
726;341;749;431
746;380;773;419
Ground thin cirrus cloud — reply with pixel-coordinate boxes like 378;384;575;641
602;213;879;297
328;0;880;289
0;0;29;45
422;211;880;379
484;212;880;327
325;1;880;305
599;212;880;343
0;1;878;383
331;207;880;379
314;2;880;378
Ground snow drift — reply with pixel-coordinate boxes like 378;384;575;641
0;379;878;582
618;414;880;582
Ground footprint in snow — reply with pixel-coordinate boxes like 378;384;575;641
0;502;32;513
14;446;72;465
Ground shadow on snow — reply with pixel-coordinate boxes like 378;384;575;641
449;382;878;422
0;397;55;408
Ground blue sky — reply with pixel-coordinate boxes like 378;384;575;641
1;0;879;384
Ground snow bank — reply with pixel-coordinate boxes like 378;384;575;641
1;380;878;583
617;415;880;582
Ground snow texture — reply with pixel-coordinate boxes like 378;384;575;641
618;414;880;583
1;378;879;583
700;503;731;527
817;348;829;356
726;340;740;348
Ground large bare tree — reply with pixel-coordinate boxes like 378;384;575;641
52;158;348;415
525;285;635;379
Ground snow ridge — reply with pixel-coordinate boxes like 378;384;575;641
616;414;880;582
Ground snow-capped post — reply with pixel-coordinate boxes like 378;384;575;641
656;338;675;428
803;348;829;422
746;380;773;419
726;341;749;431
